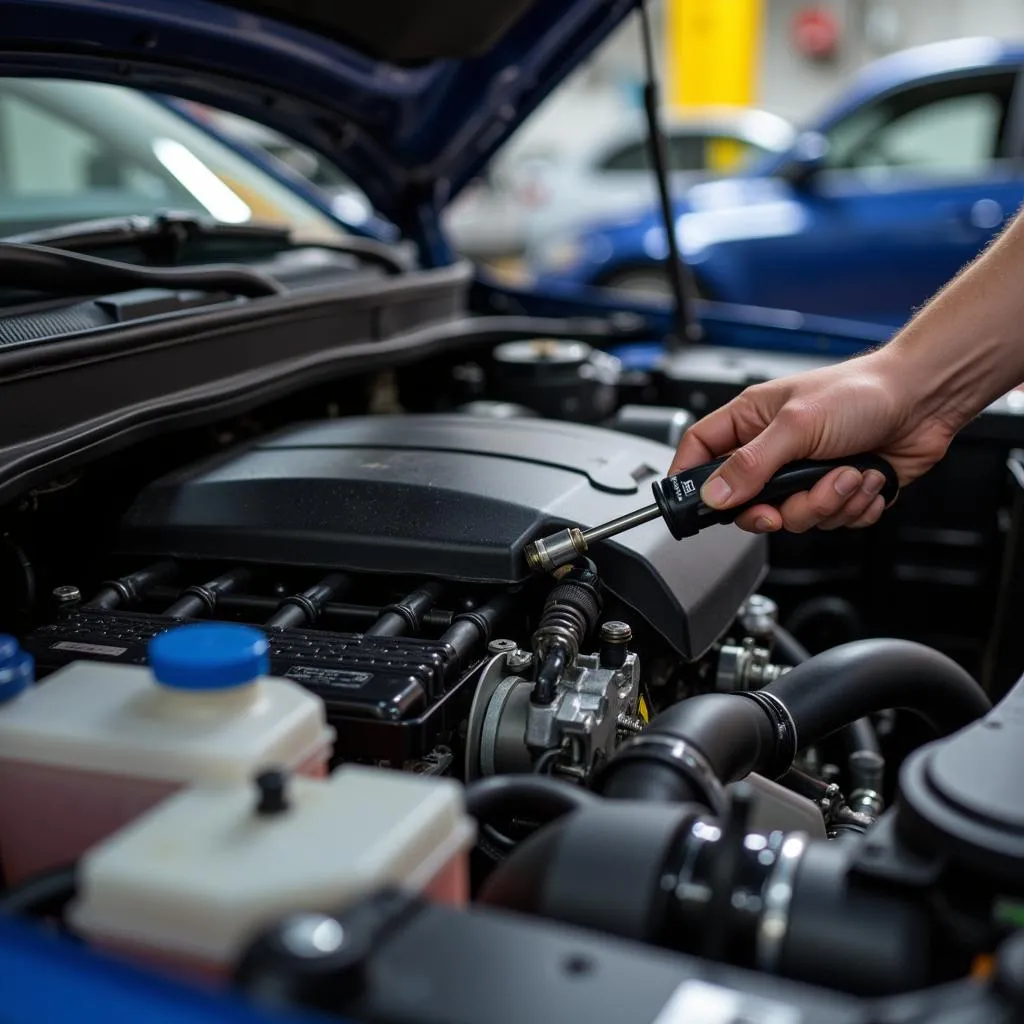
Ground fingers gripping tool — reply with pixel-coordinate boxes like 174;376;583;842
524;454;900;574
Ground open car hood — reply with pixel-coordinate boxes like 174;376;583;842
0;0;638;238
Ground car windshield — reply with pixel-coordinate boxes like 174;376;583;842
0;78;348;244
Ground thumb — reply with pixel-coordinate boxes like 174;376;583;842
701;420;808;509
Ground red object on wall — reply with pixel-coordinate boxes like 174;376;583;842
793;6;840;60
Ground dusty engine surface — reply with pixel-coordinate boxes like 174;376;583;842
24;414;766;775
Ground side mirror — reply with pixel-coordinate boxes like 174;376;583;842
781;131;829;187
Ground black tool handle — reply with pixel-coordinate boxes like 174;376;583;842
651;454;900;540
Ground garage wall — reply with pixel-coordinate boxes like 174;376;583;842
511;0;1024;166
760;0;1024;122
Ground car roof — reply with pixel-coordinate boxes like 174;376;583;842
815;36;1024;127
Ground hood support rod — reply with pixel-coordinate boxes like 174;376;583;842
638;0;703;348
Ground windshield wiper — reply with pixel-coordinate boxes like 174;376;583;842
0;241;283;299
2;211;408;275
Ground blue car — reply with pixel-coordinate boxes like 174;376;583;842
530;37;1024;327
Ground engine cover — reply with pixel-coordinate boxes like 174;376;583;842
118;415;766;659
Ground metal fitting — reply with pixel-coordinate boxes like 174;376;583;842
506;649;533;673
524;528;587;574
818;782;842;820
756;833;809;973
616;712;646;734
600;620;633;669
600;621;633;645
487;639;517;655
717;638;788;691
738;594;779;640
52;585;81;605
847;788;884;819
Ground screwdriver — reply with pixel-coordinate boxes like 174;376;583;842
524;453;900;574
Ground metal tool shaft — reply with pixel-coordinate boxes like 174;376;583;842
579;503;661;545
524;503;662;574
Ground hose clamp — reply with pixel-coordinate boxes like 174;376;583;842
736;689;798;778
603;733;728;816
180;583;217;615
756;832;809;974
99;579;134;605
275;592;319;623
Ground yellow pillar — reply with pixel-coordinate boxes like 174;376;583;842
664;0;764;170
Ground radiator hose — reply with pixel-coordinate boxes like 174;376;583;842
594;639;991;808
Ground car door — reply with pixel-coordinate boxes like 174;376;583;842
740;68;1024;325
568;130;745;232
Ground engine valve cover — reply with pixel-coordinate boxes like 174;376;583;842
118;416;766;660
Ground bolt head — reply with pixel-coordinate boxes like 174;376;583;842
506;650;533;673
487;639;517;655
600;620;632;644
53;585;81;604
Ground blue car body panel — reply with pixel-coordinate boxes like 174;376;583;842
533;37;1024;328
0;917;331;1024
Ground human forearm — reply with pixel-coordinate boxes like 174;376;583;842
880;206;1024;432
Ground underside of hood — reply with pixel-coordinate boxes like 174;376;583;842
0;0;638;248
215;0;539;63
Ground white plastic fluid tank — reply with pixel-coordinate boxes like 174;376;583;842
0;622;334;883
70;765;476;979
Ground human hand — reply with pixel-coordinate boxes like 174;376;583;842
669;351;959;533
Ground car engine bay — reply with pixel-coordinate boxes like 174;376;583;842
1;279;1023;1022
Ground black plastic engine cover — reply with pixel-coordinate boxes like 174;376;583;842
118;416;766;660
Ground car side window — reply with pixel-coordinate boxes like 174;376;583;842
599;141;648;172
822;72;1016;180
599;134;759;174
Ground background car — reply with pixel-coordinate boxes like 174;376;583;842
528;38;1024;327
444;105;795;261
194;97;793;264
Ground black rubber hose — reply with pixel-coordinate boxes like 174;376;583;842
0;864;77;918
598;640;990;808
366;582;446;638
597;691;784;806
163;566;250;618
264;573;350;629
765;639;990;741
773;624;881;759
86;560;179;610
772;624;813;665
439;592;517;670
0;242;283;298
465;775;599;828
532;646;567;706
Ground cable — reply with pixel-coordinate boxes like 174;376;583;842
533;748;563;775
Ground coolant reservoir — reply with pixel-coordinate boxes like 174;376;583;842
0;623;333;883
70;766;475;979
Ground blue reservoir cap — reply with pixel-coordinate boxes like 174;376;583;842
149;623;270;691
0;634;33;702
